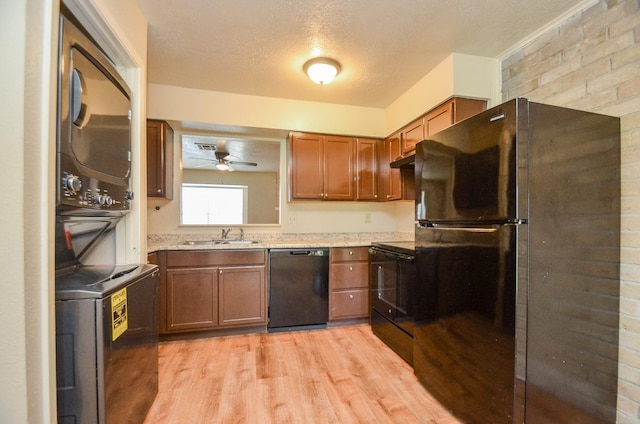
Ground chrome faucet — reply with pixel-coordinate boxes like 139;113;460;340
221;228;232;239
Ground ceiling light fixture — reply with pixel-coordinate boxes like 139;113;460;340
303;57;341;85
215;161;229;171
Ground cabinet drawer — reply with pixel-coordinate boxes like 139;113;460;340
167;249;266;267
331;262;368;290
331;246;369;262
331;289;369;319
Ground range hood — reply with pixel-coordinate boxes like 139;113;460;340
390;153;415;168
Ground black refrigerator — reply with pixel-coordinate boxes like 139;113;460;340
413;98;620;423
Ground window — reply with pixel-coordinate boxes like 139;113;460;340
181;183;248;225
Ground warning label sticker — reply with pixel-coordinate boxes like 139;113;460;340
111;288;128;341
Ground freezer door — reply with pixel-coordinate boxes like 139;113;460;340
415;99;519;223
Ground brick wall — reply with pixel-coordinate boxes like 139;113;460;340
501;0;640;422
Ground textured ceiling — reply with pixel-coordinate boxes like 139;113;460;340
137;0;589;108
137;0;590;172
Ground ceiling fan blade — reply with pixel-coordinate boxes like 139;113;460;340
228;160;258;166
193;162;215;168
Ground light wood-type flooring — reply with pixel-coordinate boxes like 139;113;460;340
143;324;461;423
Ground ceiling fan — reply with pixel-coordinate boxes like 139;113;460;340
193;142;258;171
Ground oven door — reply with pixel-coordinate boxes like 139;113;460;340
369;248;415;335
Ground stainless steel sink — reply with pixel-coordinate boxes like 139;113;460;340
182;239;258;245
222;240;258;245
182;240;222;245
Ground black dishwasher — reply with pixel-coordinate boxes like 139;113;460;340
268;248;329;331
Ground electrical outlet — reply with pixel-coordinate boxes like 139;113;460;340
287;216;296;224
364;212;371;224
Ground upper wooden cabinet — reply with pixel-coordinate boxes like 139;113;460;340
289;132;323;199
290;132;356;201
381;97;487;201
355;138;379;200
380;131;402;201
146;120;174;199
288;98;485;203
424;97;487;137
324;135;355;200
401;117;425;155
397;97;487;156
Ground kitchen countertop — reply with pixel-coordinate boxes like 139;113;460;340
147;232;413;253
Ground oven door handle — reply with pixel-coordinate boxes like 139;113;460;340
369;248;415;262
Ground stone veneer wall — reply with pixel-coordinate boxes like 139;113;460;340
501;0;640;422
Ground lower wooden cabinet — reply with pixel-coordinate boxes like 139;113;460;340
329;247;370;320
167;267;218;332
158;250;267;334
331;289;369;320
219;266;266;327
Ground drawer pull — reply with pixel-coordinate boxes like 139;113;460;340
349;294;354;299
349;251;353;255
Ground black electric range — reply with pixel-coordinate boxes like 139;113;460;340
371;240;415;256
369;240;416;365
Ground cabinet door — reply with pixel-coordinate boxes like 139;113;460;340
290;133;324;199
146;120;174;199
218;266;266;327
166;268;218;331
384;134;402;201
424;98;487;137
355;138;378;200
425;101;454;137
324;135;355;200
402;118;424;154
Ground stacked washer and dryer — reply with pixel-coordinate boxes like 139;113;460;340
54;13;158;424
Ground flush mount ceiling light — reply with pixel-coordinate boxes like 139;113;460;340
303;57;341;85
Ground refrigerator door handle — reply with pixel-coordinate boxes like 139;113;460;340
416;219;526;229
430;225;500;233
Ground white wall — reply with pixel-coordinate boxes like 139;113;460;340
1;2;57;422
148;84;387;138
